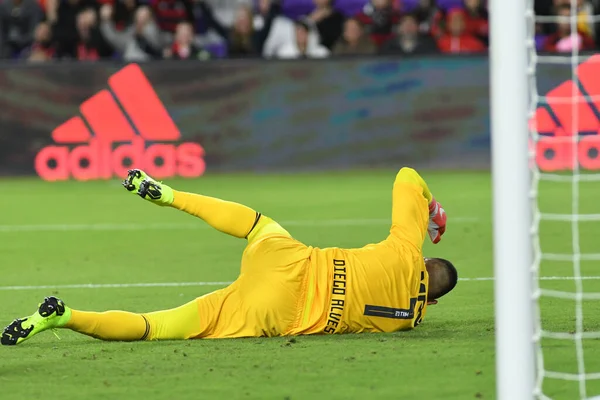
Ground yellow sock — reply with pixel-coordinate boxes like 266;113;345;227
171;190;259;238
65;310;149;341
144;299;203;340
64;300;203;341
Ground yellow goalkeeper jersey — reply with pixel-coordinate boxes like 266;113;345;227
193;168;431;339
289;177;431;335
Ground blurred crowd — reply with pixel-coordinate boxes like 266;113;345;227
0;0;598;62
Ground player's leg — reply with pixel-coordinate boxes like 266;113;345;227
0;295;205;345
65;299;204;341
388;168;432;247
123;169;261;239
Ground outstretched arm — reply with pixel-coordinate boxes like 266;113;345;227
390;168;446;247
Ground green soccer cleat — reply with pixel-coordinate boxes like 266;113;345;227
1;296;71;346
122;169;174;206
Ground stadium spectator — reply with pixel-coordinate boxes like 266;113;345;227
429;7;446;39
380;13;439;55
150;0;193;34
436;8;486;53
413;0;439;35
275;18;329;58
307;0;345;50
535;0;562;35
49;0;96;58
74;8;113;60
260;0;295;58
543;4;595;52
537;0;597;38
112;0;139;31
26;21;55;61
42;0;55;21
412;0;439;34
594;0;600;48
254;0;284;33
535;22;548;51
332;17;376;55
0;0;43;58
574;0;597;39
198;0;280;57
547;0;597;38
356;0;401;47
463;0;488;45
163;20;210;59
100;4;163;61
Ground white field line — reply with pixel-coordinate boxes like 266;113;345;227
0;217;481;233
1;217;594;291
1;276;599;291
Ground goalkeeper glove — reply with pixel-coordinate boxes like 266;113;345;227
428;197;446;244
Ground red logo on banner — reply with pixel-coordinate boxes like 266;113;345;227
530;54;600;171
35;64;205;181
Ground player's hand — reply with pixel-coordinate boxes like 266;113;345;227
428;198;446;244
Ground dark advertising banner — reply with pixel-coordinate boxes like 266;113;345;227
0;56;596;179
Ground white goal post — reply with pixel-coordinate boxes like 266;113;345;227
490;0;536;399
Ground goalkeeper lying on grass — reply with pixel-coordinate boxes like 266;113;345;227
1;167;456;345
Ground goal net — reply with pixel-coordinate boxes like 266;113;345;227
492;0;600;399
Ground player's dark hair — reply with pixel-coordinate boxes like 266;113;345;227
427;258;458;299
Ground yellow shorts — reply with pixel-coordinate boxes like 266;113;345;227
193;217;312;338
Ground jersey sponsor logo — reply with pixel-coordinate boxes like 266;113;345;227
529;54;600;171
363;302;417;319
324;259;347;334
35;64;206;181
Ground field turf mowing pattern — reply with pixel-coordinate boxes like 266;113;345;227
1;170;599;400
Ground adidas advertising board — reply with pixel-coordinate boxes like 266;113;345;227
0;57;598;177
530;54;600;171
35;64;205;181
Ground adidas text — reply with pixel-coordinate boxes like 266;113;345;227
35;138;205;181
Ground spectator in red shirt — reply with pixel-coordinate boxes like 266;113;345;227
543;4;595;52
150;0;194;33
463;0;488;45
356;0;401;47
437;8;486;54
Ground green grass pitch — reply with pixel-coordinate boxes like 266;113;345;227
1;170;599;400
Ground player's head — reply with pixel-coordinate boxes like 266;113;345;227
424;258;458;303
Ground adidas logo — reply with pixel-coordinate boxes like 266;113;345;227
530;54;600;172
35;64;205;181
